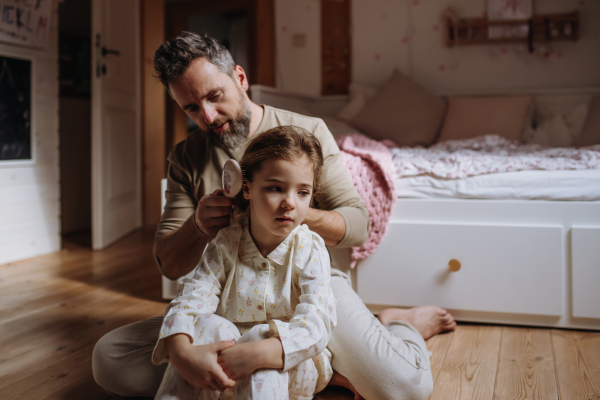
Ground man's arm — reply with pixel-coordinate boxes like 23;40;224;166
155;189;233;279
303;208;345;247
309;120;370;248
154;214;210;279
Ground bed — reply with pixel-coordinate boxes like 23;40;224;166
249;82;600;330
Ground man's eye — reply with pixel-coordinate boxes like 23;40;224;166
210;94;221;101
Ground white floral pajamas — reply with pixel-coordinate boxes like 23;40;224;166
152;219;337;400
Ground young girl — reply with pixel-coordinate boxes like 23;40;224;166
152;126;337;400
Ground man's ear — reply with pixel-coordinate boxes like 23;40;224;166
234;65;249;92
242;183;251;200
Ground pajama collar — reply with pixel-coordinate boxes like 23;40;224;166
238;217;300;266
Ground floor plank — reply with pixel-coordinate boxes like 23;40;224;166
494;327;558;400
426;329;455;385
552;329;600;400
429;324;502;400
1;229;599;400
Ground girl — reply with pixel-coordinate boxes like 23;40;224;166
152;126;337;400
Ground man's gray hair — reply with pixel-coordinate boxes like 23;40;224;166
154;31;236;88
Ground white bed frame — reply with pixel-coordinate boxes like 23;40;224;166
249;84;600;330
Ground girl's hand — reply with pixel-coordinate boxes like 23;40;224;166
217;338;284;379
165;334;237;391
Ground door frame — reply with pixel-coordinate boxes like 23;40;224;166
91;0;143;250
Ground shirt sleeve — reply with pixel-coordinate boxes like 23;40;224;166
151;234;228;365
313;120;370;248
268;233;337;371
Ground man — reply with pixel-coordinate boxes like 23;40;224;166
93;32;456;399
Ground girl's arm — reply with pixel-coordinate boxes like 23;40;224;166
268;231;337;372
152;233;230;365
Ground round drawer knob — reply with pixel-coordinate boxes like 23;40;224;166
448;259;461;272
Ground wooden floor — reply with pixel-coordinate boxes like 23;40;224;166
1;229;599;400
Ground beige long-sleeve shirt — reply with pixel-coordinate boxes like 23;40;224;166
155;105;369;276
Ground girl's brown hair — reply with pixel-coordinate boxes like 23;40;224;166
234;125;324;216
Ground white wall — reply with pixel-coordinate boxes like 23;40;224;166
0;1;60;264
275;0;600;96
275;0;321;96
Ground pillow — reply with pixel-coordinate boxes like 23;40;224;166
336;82;380;121
349;82;379;102
336;93;368;121
523;114;572;147
349;70;446;147
437;96;533;143
321;116;362;138
574;96;600;147
524;101;589;147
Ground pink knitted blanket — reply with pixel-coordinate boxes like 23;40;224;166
335;134;396;268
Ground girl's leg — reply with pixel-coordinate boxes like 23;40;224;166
154;315;241;400
231;359;319;400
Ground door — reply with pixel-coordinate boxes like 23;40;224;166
91;0;142;250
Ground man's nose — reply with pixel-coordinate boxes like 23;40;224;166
202;104;219;125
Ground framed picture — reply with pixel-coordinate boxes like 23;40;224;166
0;53;34;165
488;0;533;39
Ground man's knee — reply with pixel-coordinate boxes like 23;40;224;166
384;366;433;400
92;331;120;395
91;318;166;397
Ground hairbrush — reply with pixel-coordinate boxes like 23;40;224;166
222;159;243;198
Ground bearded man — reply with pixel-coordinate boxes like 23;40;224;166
92;32;455;400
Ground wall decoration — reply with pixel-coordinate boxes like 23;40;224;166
0;54;32;162
488;0;532;39
0;0;53;48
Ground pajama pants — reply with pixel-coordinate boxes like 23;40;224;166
154;315;322;400
93;269;433;400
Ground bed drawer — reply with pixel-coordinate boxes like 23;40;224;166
356;222;563;316
572;227;600;319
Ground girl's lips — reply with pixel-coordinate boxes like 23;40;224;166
276;217;293;223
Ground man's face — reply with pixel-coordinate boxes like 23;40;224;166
168;58;251;149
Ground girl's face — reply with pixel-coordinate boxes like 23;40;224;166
243;155;314;251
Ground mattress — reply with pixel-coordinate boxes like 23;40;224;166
393;169;600;201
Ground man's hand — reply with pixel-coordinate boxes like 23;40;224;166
165;334;237;391
195;189;233;237
217;338;284;380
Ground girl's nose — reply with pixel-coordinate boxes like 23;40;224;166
281;193;295;209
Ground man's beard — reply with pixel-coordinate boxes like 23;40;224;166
205;93;252;150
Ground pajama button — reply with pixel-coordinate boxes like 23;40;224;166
261;262;267;269
257;305;264;310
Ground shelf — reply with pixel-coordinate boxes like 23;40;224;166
444;11;579;52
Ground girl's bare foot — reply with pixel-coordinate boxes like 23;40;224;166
377;306;456;340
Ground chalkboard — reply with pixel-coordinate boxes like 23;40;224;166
0;54;32;161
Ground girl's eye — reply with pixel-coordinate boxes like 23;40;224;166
268;186;281;192
299;191;310;197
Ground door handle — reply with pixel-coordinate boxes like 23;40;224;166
102;47;120;57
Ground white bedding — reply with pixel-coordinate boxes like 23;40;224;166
393;169;600;201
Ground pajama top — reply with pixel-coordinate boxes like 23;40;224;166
152;218;337;380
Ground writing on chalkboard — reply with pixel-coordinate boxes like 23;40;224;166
0;55;32;161
0;0;52;48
